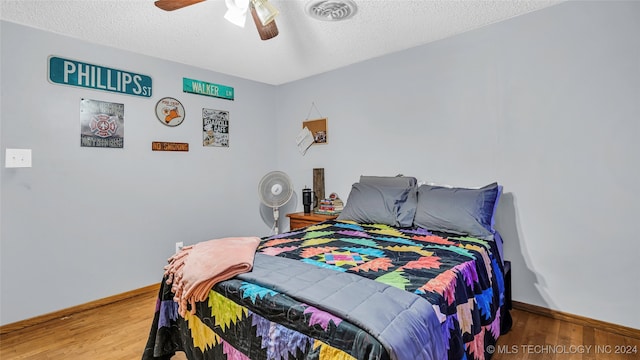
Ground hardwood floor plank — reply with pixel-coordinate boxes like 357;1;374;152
543;316;562;360
582;326;596;360
500;309;530;343
592;329;640;360
558;320;584;360
527;313;558;360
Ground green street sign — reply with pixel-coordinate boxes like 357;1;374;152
48;56;152;97
183;78;234;101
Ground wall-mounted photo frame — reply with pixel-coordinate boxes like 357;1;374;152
303;118;327;144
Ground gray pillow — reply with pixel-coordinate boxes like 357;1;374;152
337;182;417;227
413;183;501;240
359;175;417;188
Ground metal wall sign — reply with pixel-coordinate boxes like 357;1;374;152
80;98;124;148
155;97;185;127
183;77;234;100
151;142;189;152
203;108;229;147
48;56;153;97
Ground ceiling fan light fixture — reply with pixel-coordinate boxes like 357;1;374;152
306;0;357;21
251;0;279;26
250;3;279;40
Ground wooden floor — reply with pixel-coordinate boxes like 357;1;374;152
493;309;639;360
1;292;638;360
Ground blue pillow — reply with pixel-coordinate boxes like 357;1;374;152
337;182;417;227
413;183;501;240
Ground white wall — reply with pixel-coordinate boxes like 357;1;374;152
0;21;278;325
274;1;639;329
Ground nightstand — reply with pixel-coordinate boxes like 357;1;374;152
504;260;512;310
286;212;339;230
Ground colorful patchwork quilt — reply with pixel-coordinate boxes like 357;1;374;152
143;220;510;360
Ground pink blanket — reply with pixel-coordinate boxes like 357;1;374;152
164;236;261;316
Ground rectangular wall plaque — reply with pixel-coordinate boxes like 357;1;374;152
151;142;189;152
183;77;234;100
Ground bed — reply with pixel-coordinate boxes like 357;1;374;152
142;176;511;360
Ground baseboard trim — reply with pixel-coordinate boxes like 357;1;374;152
513;301;640;340
0;283;160;335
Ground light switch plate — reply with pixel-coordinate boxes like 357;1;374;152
5;148;32;168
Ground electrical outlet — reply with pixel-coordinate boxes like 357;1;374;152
5;148;32;168
175;241;184;253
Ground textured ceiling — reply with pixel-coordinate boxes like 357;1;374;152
1;0;564;85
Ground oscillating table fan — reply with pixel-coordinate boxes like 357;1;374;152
258;171;293;233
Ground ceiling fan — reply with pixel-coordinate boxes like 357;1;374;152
154;0;280;40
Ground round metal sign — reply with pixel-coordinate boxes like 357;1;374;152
155;97;185;127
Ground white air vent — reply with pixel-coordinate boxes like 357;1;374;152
306;0;358;21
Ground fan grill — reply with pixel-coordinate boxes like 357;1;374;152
306;0;357;21
258;171;293;208
258;171;293;234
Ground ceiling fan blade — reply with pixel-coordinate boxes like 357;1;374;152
154;0;206;11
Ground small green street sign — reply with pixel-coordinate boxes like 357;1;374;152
183;77;234;101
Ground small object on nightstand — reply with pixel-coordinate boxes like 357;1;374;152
314;192;343;215
302;187;313;214
287;212;338;231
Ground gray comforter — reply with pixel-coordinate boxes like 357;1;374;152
237;253;447;360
